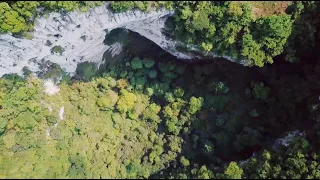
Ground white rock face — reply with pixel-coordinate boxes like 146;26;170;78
272;130;305;149
46;128;51;138
125;14;194;60
0;3;248;78
0;3;174;77
43;79;60;95
58;106;64;120
126;18;249;64
240;130;306;166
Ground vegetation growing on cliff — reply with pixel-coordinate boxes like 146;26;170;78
1;1;320;179
0;1;173;34
0;1;104;34
1;1;318;67
109;1;319;67
170;1;295;67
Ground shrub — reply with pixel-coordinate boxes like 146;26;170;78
110;1;135;12
188;96;204;114
143;59;155;68
224;162;243;179
51;45;65;55
75;62;97;81
130;58;143;70
164;92;175;103
252;82;270;100
174;88;185;98
145;87;154;96
116;89;137;113
180;156;190;167
148;70;157;79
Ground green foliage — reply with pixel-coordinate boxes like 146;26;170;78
254;15;293;57
284;1;319;62
148;70;157;79
191;165;214;179
0;1;104;34
110;1;134;12
243;137;320;179
173;88;184;98
109;1;152;13
201;42;213;52
188;96;204;114
251;82;270;100
224;162;243;179
163;105;174;119
0;2;29;33
164;92;175;103
209;81;230;94
143;103;161;123
158;62;175;73
1;53;319;179
116;89;137;113
240;33;266;67
14;112;38;130
228;2;244;16
51;45;65;55
75;62;97;81
208;95;230;112
130;58;143;70
157;1;174;11
135;76;147;90
12;1;40;19
143;59;155;68
180;156;190;167
145;87;154;97
1;2;320;177
203;141;214;154
134;1;151;12
172;1;293;67
3;132;15;149
96;90;118;109
56;1;80;11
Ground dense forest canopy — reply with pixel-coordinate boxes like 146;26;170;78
0;1;320;179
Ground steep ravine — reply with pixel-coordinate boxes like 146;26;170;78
0;2;310;169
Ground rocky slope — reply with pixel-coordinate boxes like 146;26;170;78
0;3;174;77
0;2;249;77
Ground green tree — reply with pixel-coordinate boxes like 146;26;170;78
240;33;266;67
224;161;243;179
96;90;118;109
252;82;270;100
173;88;184;98
110;1;135;12
180;156;190;167
191;165;214;179
201;42;213;54
188;96;204;114
0;2;28;33
255;15;293;57
148;70;157;79
130;58;143;70
116;89;137;113
164;92;175;103
143;103;161;123
11;1;40;19
143;59;155;68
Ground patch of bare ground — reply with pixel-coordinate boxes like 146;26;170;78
234;1;291;18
